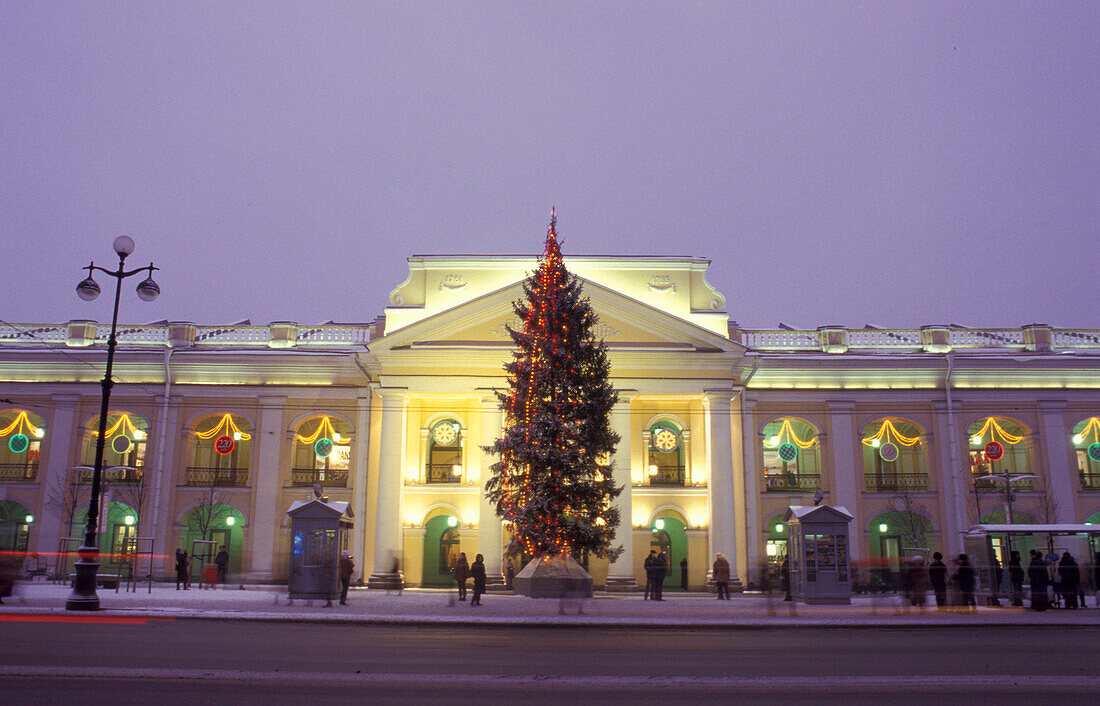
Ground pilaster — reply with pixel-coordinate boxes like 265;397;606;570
1038;400;1076;523
35;395;79;557
703;390;738;585
368;388;407;588
476;390;504;585
246;396;286;581
826;400;860;561
351;395;371;583
606;390;637;590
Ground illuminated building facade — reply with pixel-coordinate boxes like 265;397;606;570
2;254;1100;588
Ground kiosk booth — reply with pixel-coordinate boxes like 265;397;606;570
286;498;353;604
783;505;854;605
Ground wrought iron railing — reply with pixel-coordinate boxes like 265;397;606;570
1080;472;1100;490
77;467;142;484
185;467;249;487
972;475;1038;492
864;473;929;492
0;463;37;482
647;465;686;486
290;468;349;487
426;463;462;483
765;473;821;491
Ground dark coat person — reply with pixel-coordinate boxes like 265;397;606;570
653;551;668;600
780;556;791;601
680;557;688;590
453;552;470;601
470;554;486;606
1008;551;1025;607
215;546;230;583
928;552;948;608
338;551;354;605
643;550;660;600
1028;551;1049;611
712;554;730;600
951;554;976;610
1058;552;1080;609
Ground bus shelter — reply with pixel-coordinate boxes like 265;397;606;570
783;505;854;605
963;524;1100;599
286;498;353;604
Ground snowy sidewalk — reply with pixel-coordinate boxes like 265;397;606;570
4;582;1100;628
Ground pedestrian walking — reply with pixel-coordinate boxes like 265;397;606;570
712;553;730;600
780;556;791;602
952;554;976;612
453;552;470;601
470;553;486;606
1058;551;1080;609
338;551;354;605
928;552;948;609
643;550;659;600
1008;550;1025;607
505;559;515;590
680;557;688;591
1028;550;1049;611
214;545;229;584
175;549;191;590
654;551;668;600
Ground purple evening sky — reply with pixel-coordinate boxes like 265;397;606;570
1;3;1097;331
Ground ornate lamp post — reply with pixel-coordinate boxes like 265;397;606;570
66;236;159;611
976;470;1040;525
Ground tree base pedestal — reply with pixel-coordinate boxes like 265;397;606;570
513;554;594;598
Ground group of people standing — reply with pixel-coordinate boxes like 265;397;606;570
643;549;669;600
174;546;231;590
451;552;487;606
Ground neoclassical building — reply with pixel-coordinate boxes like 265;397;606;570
2;253;1099;590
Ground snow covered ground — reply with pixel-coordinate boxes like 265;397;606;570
4;581;1099;627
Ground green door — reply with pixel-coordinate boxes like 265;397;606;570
422;516;460;587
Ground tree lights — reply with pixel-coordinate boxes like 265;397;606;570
485;211;623;562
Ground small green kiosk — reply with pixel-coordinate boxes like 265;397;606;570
287;498;353;604
784;505;854;605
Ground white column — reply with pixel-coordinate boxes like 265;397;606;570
606;391;636;589
369;389;407;587
1038;400;1076;523
739;396;759;585
148;395;182;578
827;400;860;562
932;400;965;554
34;395;79;556
351;395;371;583
476;390;504;583
704;391;736;575
246;396;286;581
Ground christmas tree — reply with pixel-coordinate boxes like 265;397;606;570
486;211;623;563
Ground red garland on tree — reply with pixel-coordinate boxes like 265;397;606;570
486;211;623;562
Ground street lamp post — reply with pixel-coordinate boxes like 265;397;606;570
976;470;1040;526
66;236;159;611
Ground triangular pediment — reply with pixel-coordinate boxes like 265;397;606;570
370;277;743;354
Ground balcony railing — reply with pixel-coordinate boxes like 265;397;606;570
1080;472;1100;491
865;473;929;492
765;473;821;491
646;465;686;486
973;476;1038;493
426;463;462;483
291;468;349;487
78;467;142;484
0;463;37;482
186;467;249;487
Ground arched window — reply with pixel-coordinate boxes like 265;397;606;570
188;413;252;487
761;418;821;492
861;418;927;492
1072;417;1100;490
426;419;463;483
81;412;148;483
292;416;352;487
646;421;684;486
0;409;45;481
967;416;1034;491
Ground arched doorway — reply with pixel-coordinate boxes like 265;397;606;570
649;515;687;591
181;504;245;578
0;500;32;552
422;514;461;587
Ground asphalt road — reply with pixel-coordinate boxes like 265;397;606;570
2;618;1098;704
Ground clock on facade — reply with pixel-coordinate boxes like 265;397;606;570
432;422;459;446
653;428;678;453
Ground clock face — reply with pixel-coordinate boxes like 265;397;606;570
653;428;678;453
432;422;459;446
